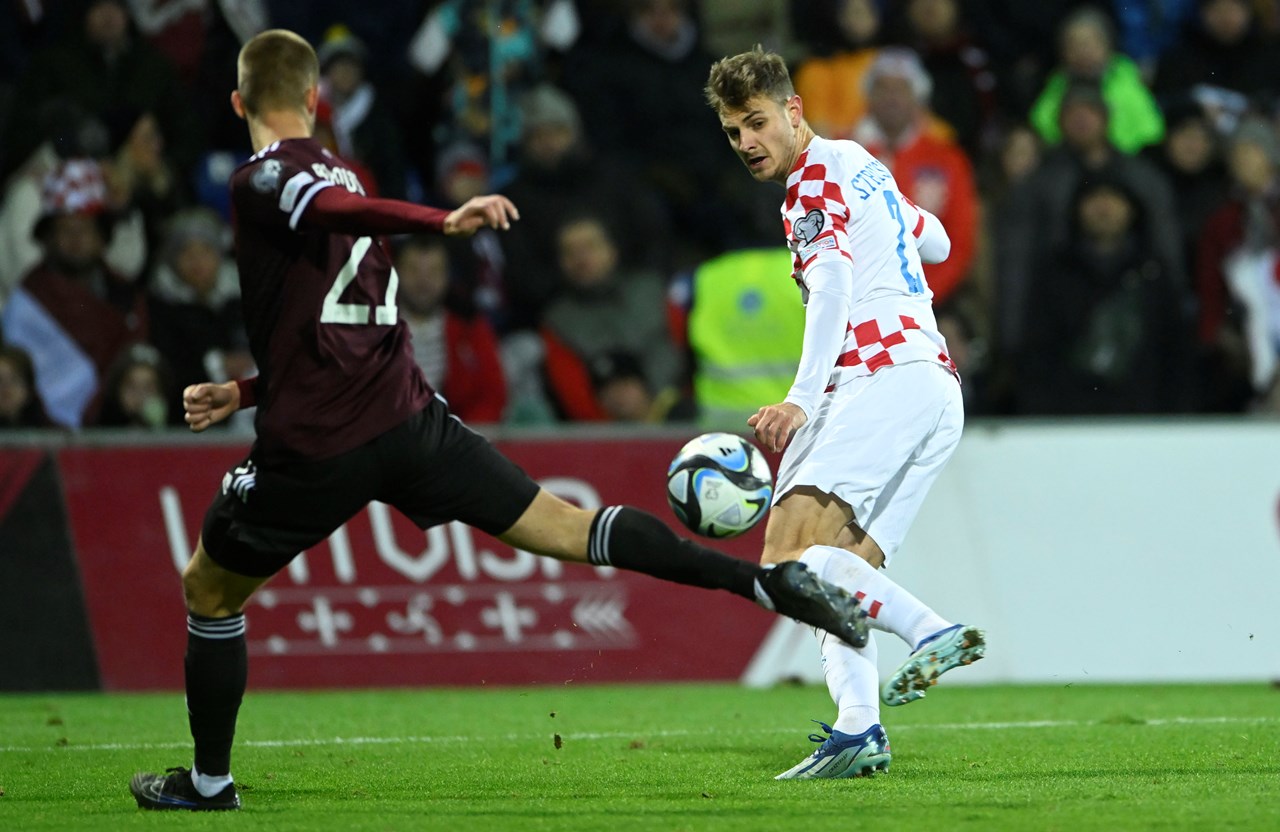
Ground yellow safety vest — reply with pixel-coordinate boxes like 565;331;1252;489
688;248;806;428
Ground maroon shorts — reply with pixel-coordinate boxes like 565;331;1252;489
201;398;539;577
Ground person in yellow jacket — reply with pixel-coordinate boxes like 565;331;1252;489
685;247;805;427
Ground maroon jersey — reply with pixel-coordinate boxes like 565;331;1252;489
229;138;433;461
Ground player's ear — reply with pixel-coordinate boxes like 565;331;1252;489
303;83;319;117
787;95;804;129
230;90;246;120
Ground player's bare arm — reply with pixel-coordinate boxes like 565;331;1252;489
183;382;240;432
748;402;808;453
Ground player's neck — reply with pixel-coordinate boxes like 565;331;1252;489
778;123;817;183
247;111;313;153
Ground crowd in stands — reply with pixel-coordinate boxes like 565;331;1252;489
2;0;1280;433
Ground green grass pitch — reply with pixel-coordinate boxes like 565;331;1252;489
2;682;1278;831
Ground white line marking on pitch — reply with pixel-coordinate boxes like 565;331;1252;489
1;715;1275;754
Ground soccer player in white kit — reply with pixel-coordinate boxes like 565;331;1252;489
705;47;986;779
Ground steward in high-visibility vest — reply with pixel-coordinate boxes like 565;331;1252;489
688;248;805;427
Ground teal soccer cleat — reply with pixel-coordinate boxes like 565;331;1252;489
881;624;986;706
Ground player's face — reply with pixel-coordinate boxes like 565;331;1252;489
720;96;802;184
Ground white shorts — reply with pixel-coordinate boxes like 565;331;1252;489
772;361;963;563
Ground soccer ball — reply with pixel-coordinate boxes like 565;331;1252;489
666;432;773;538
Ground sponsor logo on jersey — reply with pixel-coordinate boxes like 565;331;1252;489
799;237;838;257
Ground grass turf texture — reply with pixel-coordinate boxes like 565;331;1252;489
2;682;1277;831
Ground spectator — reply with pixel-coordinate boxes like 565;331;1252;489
432;142;510;332
102;108;184;266
1195;117;1280;412
564;0;733;257
852;48;978;307
1;159;147;427
676;247;804;428
501;83;671;331
541;215;681;420
96;342;177;428
0;345;53;428
317;25;409;199
3;0;201;185
789;0;879;59
1029;6;1165;154
1147;96;1229;268
1017;174;1195;414
147;207;251;394
791;0;884;139
887;0;999;158
997;82;1184;367
978;124;1043;411
394;235;508;424
1155;0;1280;123
588;350;691;423
1112;0;1197;75
964;0;1092;117
407;0;577;173
125;0;268;86
0;99;148;299
701;0;801;64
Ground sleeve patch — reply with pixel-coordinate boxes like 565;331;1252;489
279;170;316;213
793;208;826;245
799;236;838;257
251;158;283;193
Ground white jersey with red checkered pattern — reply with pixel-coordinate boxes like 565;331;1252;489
782;136;955;388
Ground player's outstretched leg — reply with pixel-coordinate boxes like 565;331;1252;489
881;623;986;706
799;545;985;701
130;766;240;811
584;507;869;648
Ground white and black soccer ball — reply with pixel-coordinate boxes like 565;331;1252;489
666;432;773;539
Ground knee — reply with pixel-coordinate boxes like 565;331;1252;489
182;552;237;617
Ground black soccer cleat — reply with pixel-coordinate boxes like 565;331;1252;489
761;561;869;648
130;767;241;811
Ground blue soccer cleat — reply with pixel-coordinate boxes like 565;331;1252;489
881;624;986;706
774;721;891;780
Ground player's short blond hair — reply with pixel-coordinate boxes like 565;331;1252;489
704;46;794;114
237;29;318;117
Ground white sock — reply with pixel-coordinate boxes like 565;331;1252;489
191;765;233;797
819;628;880;735
800;544;950;650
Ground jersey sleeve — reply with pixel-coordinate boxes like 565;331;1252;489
231;154;334;232
899;194;951;264
785;169;854;281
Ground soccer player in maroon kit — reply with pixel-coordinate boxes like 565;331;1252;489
129;30;869;811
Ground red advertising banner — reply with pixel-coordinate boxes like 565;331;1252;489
57;437;774;690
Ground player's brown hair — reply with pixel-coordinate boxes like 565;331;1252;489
704;46;794;114
237;29;319;117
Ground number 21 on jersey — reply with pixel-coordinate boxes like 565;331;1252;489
319;236;399;325
881;190;925;295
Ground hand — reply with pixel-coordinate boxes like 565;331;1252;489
443;194;520;236
184;382;239;432
747;402;807;453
